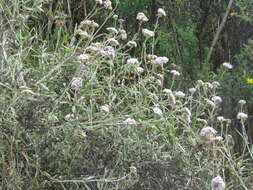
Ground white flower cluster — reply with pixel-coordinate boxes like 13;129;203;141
237;112;248;120
136;12;149;22
77;54;90;63
126;58;139;65
80;19;99;28
100;104;110;113
211;176;226;190
153;107;163;116
170;70;180;76
71;77;83;91
123;118;136;125
200;126;223;144
222;62;233;69
142;28;155;38
211;96;222;105
100;46;115;59
126;40;137;48
157;8;166;17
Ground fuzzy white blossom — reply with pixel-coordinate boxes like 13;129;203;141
127;58;139;65
217;116;225;122
86;43;102;53
200;126;217;142
157;8;166;17
77;54;90;62
196;118;207;125
153;107;163;116
206;99;216;108
77;30;91;39
123;118;136;125
204;82;213;89
175;91;185;98
95;0;103;4
100;104;110;113
212;96;222;105
136;66;144;73
107;38;119;46
238;99;246;105
136;12;149;22
163;88;172;94
142;28;155;38
237;112;248;120
197;80;204;86
71;77;83;91
211;176;226;190
80;20;99;28
103;0;112;9
170;70;180;76
189;88;196;94
147;54;158;60
212;81;220;88
100;46;115;58
126;40;137;48
106;27;118;34
154;56;169;64
222;62;233;69
65;113;75;121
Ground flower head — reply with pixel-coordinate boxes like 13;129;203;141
153;107;163;116
212;96;222;105
136;66;144;73
71;77;83;91
142;29;155;38
154;56;169;64
170;70;180;76
175;91;185;98
80;19;99;28
136;12;149;22
200;126;217;140
157;8;166;17
123;118;136;125
77;54;90;62
163;88;172;94
103;0;112;9
189;88;196;94
106;27;118;34
100;104;110;113
95;0;103;5
222;62;233;69
211;176;226;190
217;116;225;123
100;46;115;59
237;112;248;120
126;40;137;48
246;77;253;84
107;38;119;46
126;58;139;65
238;99;246;105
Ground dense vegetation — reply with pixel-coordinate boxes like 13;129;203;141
1;0;253;189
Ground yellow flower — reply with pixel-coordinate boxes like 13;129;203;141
229;12;237;17
246;78;253;84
